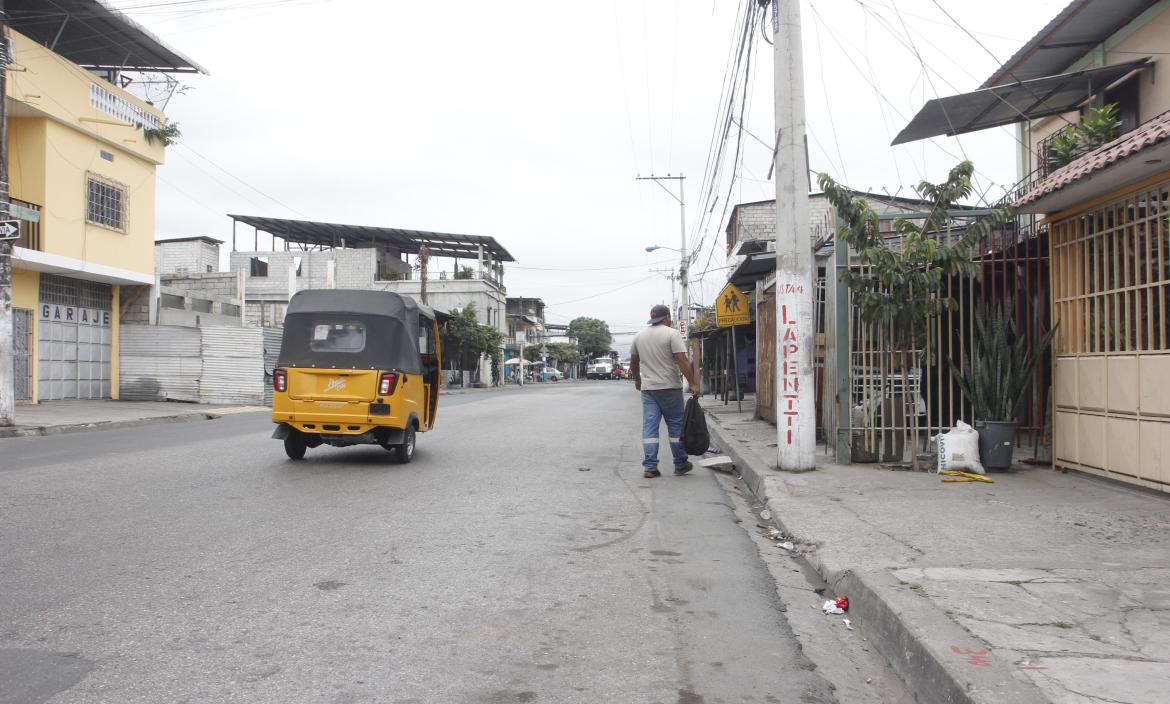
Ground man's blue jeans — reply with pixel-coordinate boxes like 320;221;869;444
641;388;688;470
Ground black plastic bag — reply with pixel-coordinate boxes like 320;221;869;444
681;397;710;456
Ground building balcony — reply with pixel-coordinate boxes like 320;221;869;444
7;30;167;165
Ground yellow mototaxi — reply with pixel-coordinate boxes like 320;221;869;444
271;289;443;462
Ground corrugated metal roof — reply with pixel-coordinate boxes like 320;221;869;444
981;0;1159;88
230;214;515;262
9;0;206;74
893;59;1150;145
1016;109;1170;207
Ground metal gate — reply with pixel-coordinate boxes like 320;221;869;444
38;274;113;400
845;214;1051;464
13;309;31;400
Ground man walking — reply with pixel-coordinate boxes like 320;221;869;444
630;304;701;479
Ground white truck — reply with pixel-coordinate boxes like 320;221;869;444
586;357;615;380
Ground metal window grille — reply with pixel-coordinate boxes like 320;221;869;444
40;273;80;306
86;174;126;232
79;280;113;309
1051;178;1170;354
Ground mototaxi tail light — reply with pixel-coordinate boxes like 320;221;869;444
379;372;399;396
273;368;287;392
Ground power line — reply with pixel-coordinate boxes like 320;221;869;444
509;259;676;272
177;144;310;218
545;274;659;307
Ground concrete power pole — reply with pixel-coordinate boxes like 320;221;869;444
636;174;691;356
772;0;815;470
0;0;13;427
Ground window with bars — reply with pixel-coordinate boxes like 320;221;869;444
1051;178;1170;354
86;174;126;232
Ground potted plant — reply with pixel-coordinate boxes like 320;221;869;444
950;303;1056;471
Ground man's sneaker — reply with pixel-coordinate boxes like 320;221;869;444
674;461;693;476
643;469;661;478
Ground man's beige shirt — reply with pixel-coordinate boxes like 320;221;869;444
631;324;686;390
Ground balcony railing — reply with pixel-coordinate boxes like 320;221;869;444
10;199;42;251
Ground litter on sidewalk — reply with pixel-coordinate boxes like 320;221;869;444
697;456;736;473
822;596;849;615
937;421;985;475
940;470;994;484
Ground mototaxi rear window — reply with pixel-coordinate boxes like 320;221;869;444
309;321;366;353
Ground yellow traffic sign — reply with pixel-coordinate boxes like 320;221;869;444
715;282;750;327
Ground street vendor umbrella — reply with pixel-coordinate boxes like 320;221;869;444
504;358;523;365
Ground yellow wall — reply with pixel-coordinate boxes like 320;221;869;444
36;119;158;276
11;268;40;402
6;30;165;166
8;118;47;206
111;285;121;400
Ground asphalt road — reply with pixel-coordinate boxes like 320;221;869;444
0;383;838;704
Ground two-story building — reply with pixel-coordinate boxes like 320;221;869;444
896;0;1170;492
6;1;203;403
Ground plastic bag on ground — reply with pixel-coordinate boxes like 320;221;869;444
937;420;984;475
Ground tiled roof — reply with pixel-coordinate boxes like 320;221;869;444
1017;109;1170;207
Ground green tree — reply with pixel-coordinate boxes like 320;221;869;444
547;342;581;366
443;304;504;383
568;317;612;360
819;160;1014;468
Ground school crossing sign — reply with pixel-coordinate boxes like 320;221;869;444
715;282;750;327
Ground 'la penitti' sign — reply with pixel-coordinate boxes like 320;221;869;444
41;304;111;326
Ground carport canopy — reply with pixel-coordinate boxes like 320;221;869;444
229;214;515;262
892;58;1150;145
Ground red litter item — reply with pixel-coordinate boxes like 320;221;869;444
835;596;849;611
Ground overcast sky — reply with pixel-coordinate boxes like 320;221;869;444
115;0;1068;341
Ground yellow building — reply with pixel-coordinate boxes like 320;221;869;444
5;1;203;402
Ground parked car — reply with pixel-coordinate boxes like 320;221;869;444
586;357;614;380
541;366;564;381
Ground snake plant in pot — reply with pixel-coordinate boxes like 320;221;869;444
950;303;1057;470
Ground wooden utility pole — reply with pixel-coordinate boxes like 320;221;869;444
772;0;816;470
0;0;13;427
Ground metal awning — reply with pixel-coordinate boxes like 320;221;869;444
230;214;515;262
892;59;1151;145
9;0;206;74
729;252;776;288
981;0;1159;88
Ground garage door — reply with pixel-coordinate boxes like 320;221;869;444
38;274;112;400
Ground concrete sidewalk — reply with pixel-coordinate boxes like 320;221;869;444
703;396;1170;704
0;400;266;439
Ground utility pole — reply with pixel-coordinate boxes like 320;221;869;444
0;0;13;427
649;267;677;315
417;245;430;306
636;173;690;356
772;0;816;470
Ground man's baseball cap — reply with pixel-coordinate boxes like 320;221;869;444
647;304;671;325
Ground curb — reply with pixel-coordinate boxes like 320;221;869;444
703;411;1046;704
0;411;229;440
